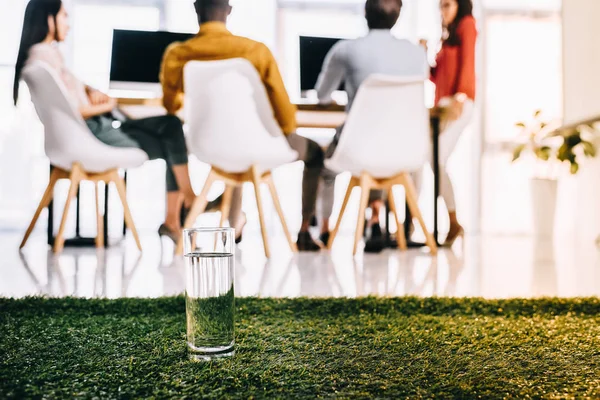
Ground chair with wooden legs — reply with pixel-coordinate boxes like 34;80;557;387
176;59;299;257
19;62;148;253
176;166;297;257
20;164;142;253
325;74;437;255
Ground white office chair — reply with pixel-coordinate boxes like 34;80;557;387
176;59;299;257
20;61;148;253
326;74;438;255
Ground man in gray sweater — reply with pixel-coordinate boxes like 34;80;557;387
315;0;428;252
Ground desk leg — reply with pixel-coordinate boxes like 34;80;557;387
47;166;54;246
432;116;441;244
104;181;109;247
122;171;127;237
75;186;81;237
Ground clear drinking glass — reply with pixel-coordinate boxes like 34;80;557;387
183;228;235;361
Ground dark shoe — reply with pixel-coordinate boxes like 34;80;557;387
297;231;321;252
365;223;386;254
319;232;331;247
158;224;179;244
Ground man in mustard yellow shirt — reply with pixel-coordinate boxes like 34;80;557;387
160;0;324;251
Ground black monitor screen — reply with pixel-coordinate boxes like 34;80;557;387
110;30;194;83
299;36;344;92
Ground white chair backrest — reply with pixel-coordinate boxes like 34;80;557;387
184;59;297;173
22;61;147;172
326;74;429;178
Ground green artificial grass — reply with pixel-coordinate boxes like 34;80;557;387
2;297;600;399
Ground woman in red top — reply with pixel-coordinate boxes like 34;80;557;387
426;0;477;246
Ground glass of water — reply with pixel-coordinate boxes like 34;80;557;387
183;227;235;361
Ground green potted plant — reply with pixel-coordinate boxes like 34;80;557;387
512;110;597;237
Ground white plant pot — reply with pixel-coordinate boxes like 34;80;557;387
530;178;558;238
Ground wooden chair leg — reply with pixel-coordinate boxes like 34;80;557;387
219;184;234;228
176;170;216;255
401;172;437;255
354;173;372;256
251;166;270;258
95;182;104;249
388;186;407;251
328;177;357;249
53;167;83;253
112;171;142;252
20;168;62;249
266;174;298;253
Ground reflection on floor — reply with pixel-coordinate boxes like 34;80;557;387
3;230;600;299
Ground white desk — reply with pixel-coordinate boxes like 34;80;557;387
117;98;347;130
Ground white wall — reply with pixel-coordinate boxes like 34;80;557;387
563;0;600;123
562;0;600;266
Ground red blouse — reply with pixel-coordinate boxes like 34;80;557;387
431;15;477;105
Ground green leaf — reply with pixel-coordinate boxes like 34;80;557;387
512;144;526;162
583;141;597;158
556;144;569;162
570;162;580;174
535;146;552;161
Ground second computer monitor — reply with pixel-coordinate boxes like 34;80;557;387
110;29;194;91
299;36;344;93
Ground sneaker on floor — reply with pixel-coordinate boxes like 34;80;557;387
364;223;386;254
319;232;331;247
297;231;322;252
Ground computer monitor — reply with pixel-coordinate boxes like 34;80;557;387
110;30;194;93
299;36;344;93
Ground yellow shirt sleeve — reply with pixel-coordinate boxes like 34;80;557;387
256;44;297;135
160;43;185;115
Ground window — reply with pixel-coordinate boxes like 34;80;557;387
483;14;563;145
480;4;563;235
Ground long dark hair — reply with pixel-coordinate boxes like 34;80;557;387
443;0;473;47
14;0;62;105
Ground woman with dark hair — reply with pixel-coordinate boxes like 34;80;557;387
422;0;476;246
14;0;198;242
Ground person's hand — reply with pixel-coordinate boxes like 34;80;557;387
106;97;117;111
419;39;428;53
447;97;464;121
88;89;111;106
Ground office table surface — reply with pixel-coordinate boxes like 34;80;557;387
117;98;347;129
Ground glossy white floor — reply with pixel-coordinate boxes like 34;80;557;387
4;227;600;299
2;114;600;299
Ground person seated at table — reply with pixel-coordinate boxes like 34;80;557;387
13;0;197;243
160;0;325;251
315;0;428;252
